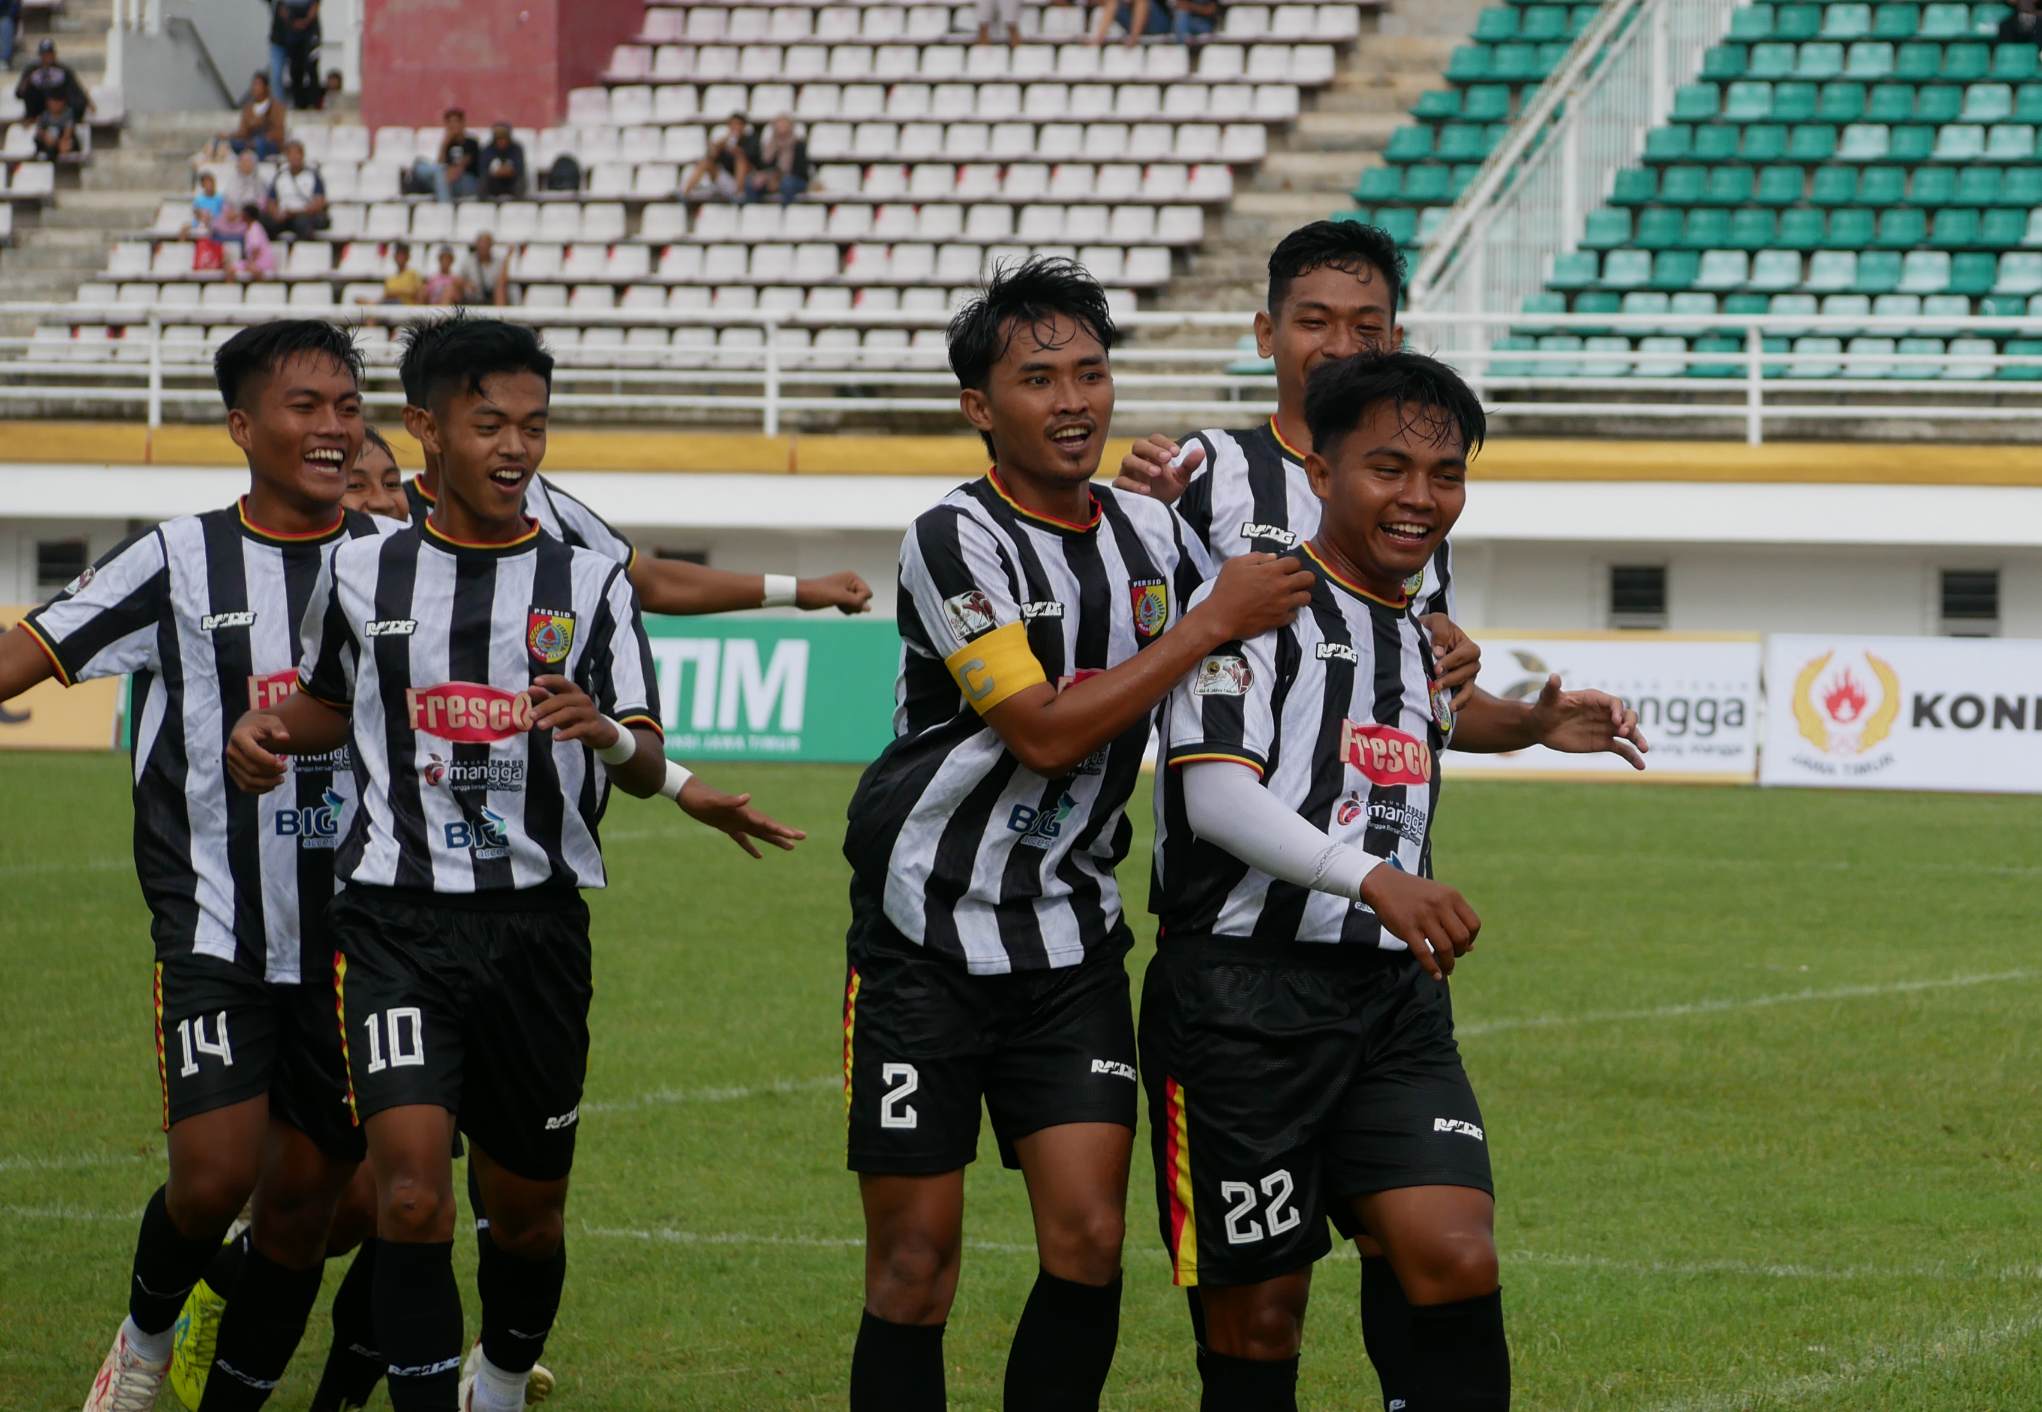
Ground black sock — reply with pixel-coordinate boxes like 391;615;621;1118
373;1241;462;1412
1361;1255;1415;1410
309;1241;383;1412
130;1184;226;1335
1186;1288;1210;1380
196;1249;322;1410
849;1310;944;1412
1407;1289;1510;1411
202;1229;251;1297
1003;1269;1122;1411
1198;1350;1299;1412
475;1226;566;1374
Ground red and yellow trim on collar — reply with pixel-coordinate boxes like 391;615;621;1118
1301;541;1409;610
423;517;542;551
1268;416;1307;463
238;497;344;544
987;466;1102;533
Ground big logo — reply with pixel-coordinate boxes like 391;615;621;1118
1339;721;1433;787
1791;650;1900;757
443;806;510;858
275;788;345;849
407;682;537;743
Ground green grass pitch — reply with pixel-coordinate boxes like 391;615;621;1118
2;754;2038;1409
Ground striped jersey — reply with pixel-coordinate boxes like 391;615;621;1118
21;501;388;982
1173;418;1455;619
845;472;1210;975
297;518;661;893
403;473;636;568
1152;543;1452;949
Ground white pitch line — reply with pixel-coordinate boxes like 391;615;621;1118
1644;1311;2042;1412
581;1222;1038;1257
0;1150;153;1175
0;856;129;879
1474;851;2042;880
580;1074;838;1115
1457;969;2039;1039
1;1201;135;1223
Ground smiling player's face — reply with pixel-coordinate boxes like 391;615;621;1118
423;371;550;535
231;352;364;518
1306;398;1467;598
963;313;1114;489
1259;263;1403;426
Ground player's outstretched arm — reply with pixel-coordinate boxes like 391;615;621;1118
675;776;806;858
628;556;874;617
226;690;349;794
1449;672;1649;768
1181;760;1479;979
0;626;58;701
1421;612;1484;709
982;553;1313;777
1110;432;1203;502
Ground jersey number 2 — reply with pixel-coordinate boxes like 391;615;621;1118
880;1062;919;1130
1220;1170;1300;1246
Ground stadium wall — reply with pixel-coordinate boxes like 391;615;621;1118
360;0;645;127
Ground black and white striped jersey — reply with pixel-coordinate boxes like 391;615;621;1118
845;472;1211;975
297;519;660;894
21;500;387;982
1173;419;1455;619
403;474;636;568
1152;543;1453;949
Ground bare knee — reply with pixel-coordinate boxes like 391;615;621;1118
1203;1283;1310;1361
1038;1201;1125;1286
1398;1233;1499;1306
866;1227;962;1325
165;1159;257;1238
379;1172;453;1243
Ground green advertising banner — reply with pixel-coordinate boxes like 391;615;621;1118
643;613;902;763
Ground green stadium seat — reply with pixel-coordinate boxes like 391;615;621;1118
1900;250;1953;291
1874;207;1926;247
2014;84;2042;122
1993;45;2041;82
1847;335;1899;376
1982;208;2028;246
1520;6;1569;42
1988;125;2037;161
1845;42;1893;80
1919;2;1970;38
1808;250;1858;290
1742;123;1789;160
1462;86;1513;122
1789;336;1844;376
1488;335;1539;379
1920;292;1971;329
1620;290;1670;330
1651;250;1701;290
1944;336;1993;379
1611;167;1657;205
1694;124;1742;162
1404;165;1452;201
1417;206;1451;243
1730;208;1779;248
1774;80;1821;121
1724;292;1770;318
1872;292;1923;320
1673;83;1720;121
1729;7;1773;43
1683;208;1732;248
1944;43;1989;81
1887;124;1935;162
1490;43;1541;83
1373;207;1419;244
1776;5;1822;41
1995;252;2042;294
2001;167;2042;205
1980;292;2027;316
1895;42;1942;79
1696;250;1750;290
1572;290;1621;334
1909;165;1957;205
1954;165;2002;204
1550;250;1600;290
1789;123;1839;160
1355;167;1401;201
1824;4;1872;40
1825;81;1873;122
1413;89;1461;120
1444;46;1492;83
1822;292;1873;323
1702;45;1749;82
1830;207;1876;247
1859;166;1907;204
1473;8;1517;42
1690;335;1745;377
1437;124;1494;162
1535;334;1584;376
1933;124;1985;161
1757;164;1806;204
1839;123;1889;159
1385;126;1434;163
1861;82;1909;122
1581;209;1631;249
1811;166;1858;204
1750;42;1799;79
1963;84;2013;123
1659;166;1707;204
1873;3;1920;40
2024;210;2042;247
1779;208;1828;249
1916;83;1963;123
1930;207;1982;246
1771;291;1819;330
1670;290;1719;320
1634;336;1689;378
1703;165;1756;205
2000;339;2042;381
1949;251;1997;294
1857;250;1903;292
1520;291;1567;331
1726;80;1775;121
1637;207;1684;248
1600;248;1651;288
1644;127;1692;162
1580;336;1631;379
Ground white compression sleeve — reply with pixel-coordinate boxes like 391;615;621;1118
1180;761;1383;900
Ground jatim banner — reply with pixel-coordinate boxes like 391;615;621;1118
0;603;123;750
1759;634;2042;794
1448;633;1762;782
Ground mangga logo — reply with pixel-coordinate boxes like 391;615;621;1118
1792;650;1900;756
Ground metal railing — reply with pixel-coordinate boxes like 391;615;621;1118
1409;0;1743;339
104;0;165;91
6;304;2042;449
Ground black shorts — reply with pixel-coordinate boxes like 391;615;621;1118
1139;937;1492;1289
153;952;364;1162
843;883;1138;1175
329;885;592;1183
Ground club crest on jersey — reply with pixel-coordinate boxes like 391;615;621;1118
408;682;536;743
248;669;299;712
1338;721;1433;787
63;564;95;595
942;589;998;642
1192;654;1251;697
1404;567;1426;599
1239;521;1300;548
1128;578;1168;640
1430;679;1456;734
526;608;576;665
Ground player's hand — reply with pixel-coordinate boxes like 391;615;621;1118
226;711;292;795
1359;867;1481;980
677;777;808;858
1194;552;1316;640
1526;674;1649;769
1422;613;1482;709
527;674;614;747
797;570;874;615
1111;433;1200;503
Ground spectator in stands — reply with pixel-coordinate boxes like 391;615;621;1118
16;40;91;124
262;138;329;238
367;241;425;305
186;171;226;236
745;114;809;204
318;69;343;109
2001;0;2042;43
1171;0;1221;43
212;196;250;255
974;0;1022;47
412;106;482;201
0;0;19;69
481;121;526;198
270;0;322;109
207;71;286;162
457;232;511;306
224;148;267;211
681;113;756;200
423;246;463;305
31;91;74;161
1088;0;1170;45
230;206;280;280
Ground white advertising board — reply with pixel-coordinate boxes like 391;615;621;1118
1450;634;1762;782
1759;635;2042;793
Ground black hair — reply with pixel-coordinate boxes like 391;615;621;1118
360;424;398;467
444;106;465;120
392;240;411;258
1303;351;1485;463
415;316;554;413
240;203;262;220
213;319;364;412
1268;220;1406;318
948;256;1116;455
397;311;463;404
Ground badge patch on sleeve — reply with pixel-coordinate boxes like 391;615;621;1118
526;609;576;665
1192;654;1252;697
942;589;999;643
1129;578;1169;641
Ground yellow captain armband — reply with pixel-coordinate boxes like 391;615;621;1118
944;620;1048;714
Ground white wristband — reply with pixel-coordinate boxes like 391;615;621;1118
659;759;694;801
762;573;799;608
595;716;637;765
